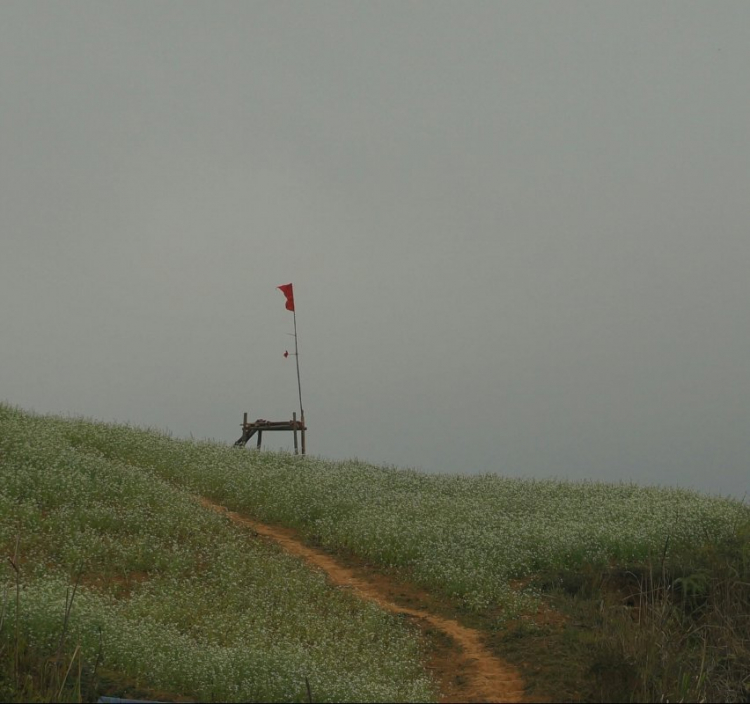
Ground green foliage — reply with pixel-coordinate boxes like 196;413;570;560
0;404;436;703
54;407;747;617
3;403;748;702
530;522;750;703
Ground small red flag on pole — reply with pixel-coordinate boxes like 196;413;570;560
277;283;295;311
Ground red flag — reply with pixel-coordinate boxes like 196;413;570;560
277;283;295;312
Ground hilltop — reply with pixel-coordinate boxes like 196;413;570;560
1;404;748;702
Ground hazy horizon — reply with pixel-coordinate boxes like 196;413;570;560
2;2;749;500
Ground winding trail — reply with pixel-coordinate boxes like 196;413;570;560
199;496;526;703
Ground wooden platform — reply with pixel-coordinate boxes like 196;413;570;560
234;412;306;454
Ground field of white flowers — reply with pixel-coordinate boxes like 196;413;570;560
3;405;748;701
52;406;749;618
0;405;436;702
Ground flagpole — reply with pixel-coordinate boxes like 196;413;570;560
278;282;305;454
292;308;303;420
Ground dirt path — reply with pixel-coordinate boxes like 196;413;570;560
199;497;526;703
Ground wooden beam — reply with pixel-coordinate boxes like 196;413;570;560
293;412;299;455
301;412;306;455
234;413;307;452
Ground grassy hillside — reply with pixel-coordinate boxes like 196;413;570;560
0;405;435;702
2;404;749;702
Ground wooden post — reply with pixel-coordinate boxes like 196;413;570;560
243;412;247;426
292;412;299;455
301;412;306;455
256;430;262;450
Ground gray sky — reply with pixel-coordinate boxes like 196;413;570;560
2;1;749;499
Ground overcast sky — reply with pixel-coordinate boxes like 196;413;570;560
2;2;749;500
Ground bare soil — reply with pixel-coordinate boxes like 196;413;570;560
199;497;526;703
